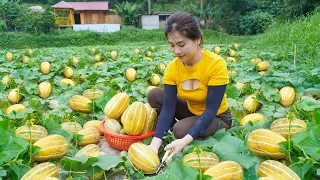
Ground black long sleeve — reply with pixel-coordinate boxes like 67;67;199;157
154;84;177;139
188;85;227;138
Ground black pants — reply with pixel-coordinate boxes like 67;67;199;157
147;88;232;139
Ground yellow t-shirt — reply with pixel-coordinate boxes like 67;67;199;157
163;49;229;116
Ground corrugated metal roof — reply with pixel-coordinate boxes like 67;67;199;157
52;1;109;11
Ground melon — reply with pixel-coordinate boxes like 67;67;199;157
134;48;140;55
38;82;52;99
270;118;307;139
235;82;247;94
257;160;301;180
228;49;236;57
149;74;160;86
68;95;92;113
33;134;69;162
61;122;82;134
2;75;11;87
125;68;136;82
250;58;262;65
257;61;270;71
21;162;59;180
203;161;243;180
279;86;295;107
123;102;147;135
70;56;79;65
60;78;76;86
5;52;13;61
15;124;48;143
111;50;118;60
182;151;219;172
22;56;29;64
247;129;287;159
226;57;236;62
213;46;221;54
141;103;157;134
158;63;166;71
240;113;266;126
77;127;100;146
94;62;104;67
40;62;51;75
128;142;160;174
104;92;130;119
146;86;157;92
63;67;74;78
75;144;104;157
243;95;261;113
6;104;26;114
104;118;121;134
8;88;22;103
84;120;103;135
228;70;237;77
95;54;102;61
83;89;104;101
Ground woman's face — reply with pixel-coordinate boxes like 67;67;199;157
167;31;201;65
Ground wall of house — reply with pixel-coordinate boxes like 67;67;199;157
73;10;121;24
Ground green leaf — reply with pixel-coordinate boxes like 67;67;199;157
297;98;320;112
92;155;123;171
290;160;314;180
189;137;218;149
226;85;241;99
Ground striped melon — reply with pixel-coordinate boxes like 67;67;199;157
33;134;69;162
22;56;29;64
228;49;236;57
40;62;51;75
247;129;287;159
70;56;79;65
63;67;74;78
60;78;76;86
141;103;157;134
250;57;263;65
182;151;219;172
111;51;118;60
134;48;140;55
240;113;266;126
120;105;130;125
44;178;60;180
6;104;26;114
8;88;22;103
146;86;157;92
125;68;136;82
243;95;261;113
68;95;92;113
279;86;295;107
128;142;160;174
15;125;48;143
38;82;52;99
77;127;100;146
21;162;58;180
83;89;104;101
89;170;105;180
123;102;147;135
104;92;130;119
61;122;82;134
259;177;276;180
257;160;301;180
158;63;166;71
84;120;103;135
104;118;121;133
270;118;307;139
259;71;267;76
257;61;270;71
235;82;247;94
149;74;160;86
203;161;243;180
228;70;237;77
94;62;104;67
5;52;13;62
95;54;102;61
75;144;105;157
227;57;236;62
2;75;11;87
213;46;221;54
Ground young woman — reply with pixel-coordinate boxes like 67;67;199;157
147;12;232;158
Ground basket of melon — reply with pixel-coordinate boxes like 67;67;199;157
100;92;157;151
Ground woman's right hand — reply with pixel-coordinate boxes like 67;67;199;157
148;137;163;154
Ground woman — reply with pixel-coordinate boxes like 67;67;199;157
147;12;232;158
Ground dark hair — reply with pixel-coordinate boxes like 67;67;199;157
165;12;202;44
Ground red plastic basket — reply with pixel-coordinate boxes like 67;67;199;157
100;118;155;151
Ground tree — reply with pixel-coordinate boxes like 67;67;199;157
111;1;137;26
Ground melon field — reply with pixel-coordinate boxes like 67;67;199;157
1;37;320;179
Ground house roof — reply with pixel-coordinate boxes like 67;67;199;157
52;1;109;11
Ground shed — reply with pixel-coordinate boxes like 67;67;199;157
138;12;171;29
52;1;121;32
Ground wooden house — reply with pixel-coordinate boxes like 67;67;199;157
52;1;121;27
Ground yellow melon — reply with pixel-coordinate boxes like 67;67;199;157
68;95;92;113
104;118;121;133
146;86;157;92
247;129;287;159
2;75;11;87
120;105;130;125
21;162;59;180
33;134;69;162
134;48;140;55
235;82;247;94
6;104;26;114
22;56;29;64
15;124;48;143
203;161;243;180
141;103;157;134
125;68;136;82
149;74;160;86
279;86;295;107
257;61;270;71
84;120;103;135
243;95;261;113
40;62;51;75
123;102;147;135
158;63;166;71
77;127;100;146
111;51;118;60
259;71;267;76
227;57;236;62
228;70;237;77
182;151;219;172
250;58;262;65
70;56;79;65
63;67;74;78
94;62;104;67
38;82;52;99
270;118;307;139
75;144;104;157
259;177;277;180
240;113;266;126
8;88;22;103
6;52;13;61
128;142;160;174
228;49;236;57
257;160;301;180
213;46;221;54
60;78;76;86
95;54;102;61
61;122;83;134
83;89;104;101
104;92;130;119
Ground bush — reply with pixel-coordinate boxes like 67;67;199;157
21;10;57;34
240;10;274;35
0;20;6;32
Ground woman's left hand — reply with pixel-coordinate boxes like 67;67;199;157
164;134;193;162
